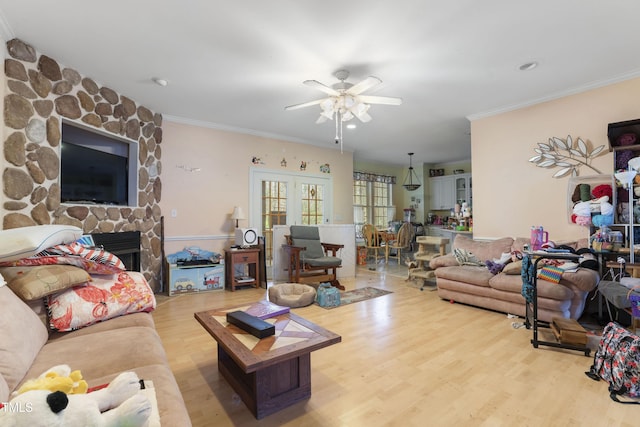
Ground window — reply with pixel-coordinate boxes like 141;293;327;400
300;183;324;225
353;177;394;234
372;181;390;228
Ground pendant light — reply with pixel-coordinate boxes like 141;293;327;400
402;153;421;191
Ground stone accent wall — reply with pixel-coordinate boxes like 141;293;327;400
2;39;164;291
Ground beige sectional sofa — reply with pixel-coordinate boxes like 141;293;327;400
0;225;190;425
429;235;599;322
0;284;191;425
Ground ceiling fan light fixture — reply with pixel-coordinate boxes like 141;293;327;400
320;98;335;111
285;70;402;149
402;152;422;191
343;95;356;109
320;109;335;120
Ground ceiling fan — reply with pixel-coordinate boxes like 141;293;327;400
285;70;402;150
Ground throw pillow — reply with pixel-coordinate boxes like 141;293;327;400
0;225;82;263
453;248;485;266
1;265;91;301
0;255;124;275
46;271;155;331
502;260;523;275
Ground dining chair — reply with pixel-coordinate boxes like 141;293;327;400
362;224;384;263
389;222;412;264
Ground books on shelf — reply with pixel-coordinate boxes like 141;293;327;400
244;300;290;319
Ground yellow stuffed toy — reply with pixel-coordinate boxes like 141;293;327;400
16;364;88;396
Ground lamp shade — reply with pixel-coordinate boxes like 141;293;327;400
402;153;421;191
231;206;246;220
628;156;640;171
615;171;637;188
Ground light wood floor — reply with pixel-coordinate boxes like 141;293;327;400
152;267;636;427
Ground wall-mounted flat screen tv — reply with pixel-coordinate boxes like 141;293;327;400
60;122;136;206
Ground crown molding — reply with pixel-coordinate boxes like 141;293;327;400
466;69;640;122
163;114;352;153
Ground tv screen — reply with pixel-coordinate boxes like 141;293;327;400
60;141;129;205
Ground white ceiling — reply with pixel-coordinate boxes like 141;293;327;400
1;1;640;167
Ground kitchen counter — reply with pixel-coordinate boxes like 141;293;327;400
426;226;472;253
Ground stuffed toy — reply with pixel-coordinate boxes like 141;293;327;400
0;371;151;427
592;198;614;227
592;184;613;201
16;364;88;396
572;201;592;226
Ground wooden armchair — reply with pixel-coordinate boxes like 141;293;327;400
282;225;345;290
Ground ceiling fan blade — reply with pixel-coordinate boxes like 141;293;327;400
347;76;382;95
316;115;329;124
358;95;403;106
284;98;326;110
303;80;340;96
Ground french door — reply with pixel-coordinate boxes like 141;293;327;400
249;169;333;271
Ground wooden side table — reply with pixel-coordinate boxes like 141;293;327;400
225;248;260;291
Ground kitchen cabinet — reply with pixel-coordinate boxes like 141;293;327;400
454;173;472;206
429;173;472;210
429;175;455;210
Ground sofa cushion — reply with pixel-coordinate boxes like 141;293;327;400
489;273;574;300
23;326;169;388
48;312;156;342
0;285;49;399
1;265;91;300
558;268;599;292
435;265;493;287
452;235;514;262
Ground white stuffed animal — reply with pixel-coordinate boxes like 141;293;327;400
0;371;151;427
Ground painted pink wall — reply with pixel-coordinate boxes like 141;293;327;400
160;120;354;255
471;77;640;242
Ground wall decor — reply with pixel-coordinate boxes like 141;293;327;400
300;161;307;171
320;163;330;173
281;158;287;167
528;135;606;178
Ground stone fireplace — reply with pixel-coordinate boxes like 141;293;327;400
2;39;164;291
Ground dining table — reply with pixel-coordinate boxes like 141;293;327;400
376;229;397;263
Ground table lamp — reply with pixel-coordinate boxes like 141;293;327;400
231;206;246;228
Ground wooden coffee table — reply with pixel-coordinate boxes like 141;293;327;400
194;304;341;419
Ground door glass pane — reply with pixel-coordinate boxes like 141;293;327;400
300;183;324;225
261;180;287;265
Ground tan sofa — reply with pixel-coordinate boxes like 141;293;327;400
0;284;191;425
429;235;599;322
